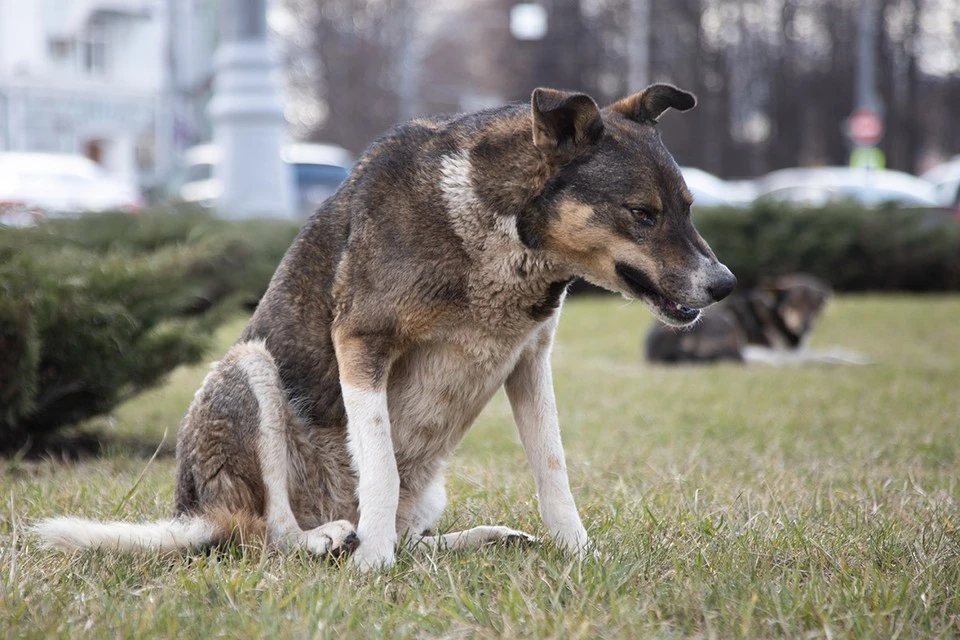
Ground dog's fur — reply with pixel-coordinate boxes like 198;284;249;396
644;274;864;365
36;85;736;570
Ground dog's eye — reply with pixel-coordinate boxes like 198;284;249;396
626;206;656;227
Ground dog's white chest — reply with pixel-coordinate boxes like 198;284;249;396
385;329;530;470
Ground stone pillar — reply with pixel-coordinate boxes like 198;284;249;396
105;133;138;187
208;0;294;219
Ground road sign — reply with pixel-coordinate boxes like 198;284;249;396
847;109;884;146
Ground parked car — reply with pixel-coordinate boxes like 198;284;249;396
921;155;960;208
754;167;939;208
0;152;141;227
164;143;353;217
680;167;756;208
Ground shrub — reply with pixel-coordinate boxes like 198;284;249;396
693;202;960;292
0;209;299;452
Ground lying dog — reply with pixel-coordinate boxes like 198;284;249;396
37;84;735;571
646;274;867;365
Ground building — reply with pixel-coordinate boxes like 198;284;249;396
0;0;219;187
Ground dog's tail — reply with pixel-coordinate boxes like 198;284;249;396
33;516;216;553
33;510;263;553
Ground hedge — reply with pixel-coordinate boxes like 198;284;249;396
692;201;960;292
2;201;957;451
0;208;298;452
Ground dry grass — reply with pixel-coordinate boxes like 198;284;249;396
2;295;959;638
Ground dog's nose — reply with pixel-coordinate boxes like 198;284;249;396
708;268;737;302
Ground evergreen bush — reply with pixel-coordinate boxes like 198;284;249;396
0;208;298;452
694;202;960;291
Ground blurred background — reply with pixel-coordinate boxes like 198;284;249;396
2;0;960;453
1;0;960;221
4;6;960;632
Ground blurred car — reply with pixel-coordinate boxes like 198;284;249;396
754;167;939;208
724;179;760;206
0;152;141;227
921;155;960;208
165;143;353;217
680;167;756;208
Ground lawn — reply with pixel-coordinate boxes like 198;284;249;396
2;295;959;638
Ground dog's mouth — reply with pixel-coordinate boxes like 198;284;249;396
614;262;701;326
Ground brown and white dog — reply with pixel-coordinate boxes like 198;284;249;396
36;85;736;571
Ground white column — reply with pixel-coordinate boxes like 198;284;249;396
208;0;294;220
105;133;138;186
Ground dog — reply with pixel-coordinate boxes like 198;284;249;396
645;274;866;365
36;84;736;571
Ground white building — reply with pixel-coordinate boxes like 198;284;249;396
0;0;219;186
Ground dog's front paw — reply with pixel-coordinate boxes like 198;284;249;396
580;541;602;561
348;542;396;572
556;529;595;559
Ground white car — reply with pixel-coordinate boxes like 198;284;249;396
754;167;939;208
166;143;353;217
921;156;960;208
0;153;141;227
680;167;755;208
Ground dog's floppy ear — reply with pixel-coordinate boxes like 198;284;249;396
608;84;696;123
531;88;604;164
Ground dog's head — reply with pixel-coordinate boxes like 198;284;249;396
763;274;832;339
521;85;736;326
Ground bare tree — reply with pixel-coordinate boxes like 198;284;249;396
281;0;960;172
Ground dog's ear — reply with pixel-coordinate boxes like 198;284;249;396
531;88;604;164
608;84;696;123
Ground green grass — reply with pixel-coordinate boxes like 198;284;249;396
3;295;959;638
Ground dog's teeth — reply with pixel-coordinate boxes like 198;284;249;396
676;303;682;310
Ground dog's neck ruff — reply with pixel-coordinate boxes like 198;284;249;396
440;149;565;275
439;150;522;245
439;149;571;324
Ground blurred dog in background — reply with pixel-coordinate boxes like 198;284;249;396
645;274;870;365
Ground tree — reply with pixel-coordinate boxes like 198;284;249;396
281;0;960;174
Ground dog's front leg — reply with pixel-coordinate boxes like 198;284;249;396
334;330;399;572
505;337;591;556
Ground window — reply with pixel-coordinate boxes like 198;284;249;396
48;38;73;60
81;21;109;76
293;164;349;190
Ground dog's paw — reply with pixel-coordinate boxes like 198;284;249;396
494;527;538;547
556;531;595;560
577;541;602;561
348;542;396;572
302;520;359;559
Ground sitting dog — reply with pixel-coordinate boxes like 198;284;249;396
646;274;866;365
36;84;736;571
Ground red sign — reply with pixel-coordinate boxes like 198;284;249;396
847;109;884;146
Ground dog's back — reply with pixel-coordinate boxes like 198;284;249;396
645;310;744;363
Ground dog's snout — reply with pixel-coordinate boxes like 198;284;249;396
708;267;737;302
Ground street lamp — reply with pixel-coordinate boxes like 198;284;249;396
510;3;548;41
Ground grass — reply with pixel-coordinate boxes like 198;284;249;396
2;294;959;638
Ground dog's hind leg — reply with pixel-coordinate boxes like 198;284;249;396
235;342;358;557
411;527;537;551
401;474;537;552
397;472;447;538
